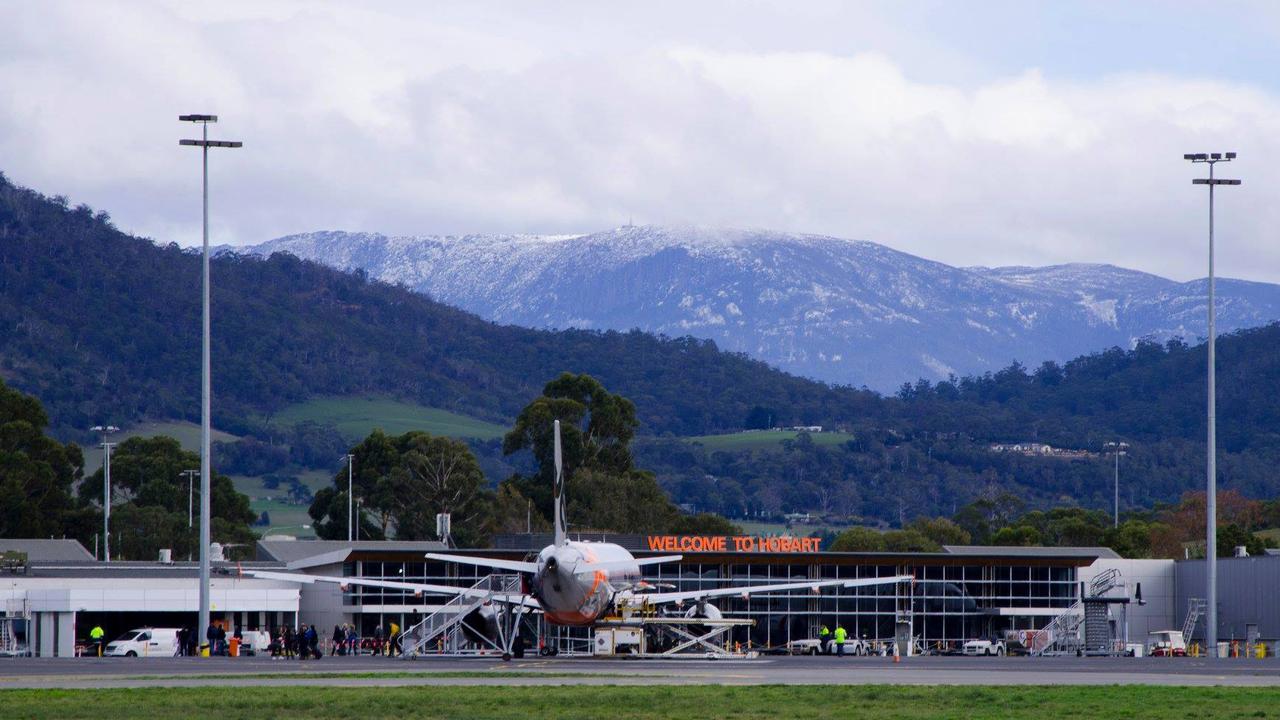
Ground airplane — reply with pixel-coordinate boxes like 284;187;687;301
246;420;912;658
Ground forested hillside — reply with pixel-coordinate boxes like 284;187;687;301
4;171;1280;524
0;172;882;440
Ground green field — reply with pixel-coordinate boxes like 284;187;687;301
687;429;855;451
232;470;335;539
271;397;508;441
2;685;1276;719
83;421;240;475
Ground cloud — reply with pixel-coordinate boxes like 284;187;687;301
1;2;1278;282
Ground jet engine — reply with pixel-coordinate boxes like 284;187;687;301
683;600;723;637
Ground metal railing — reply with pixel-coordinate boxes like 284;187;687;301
400;574;521;656
1182;597;1206;641
1031;568;1122;655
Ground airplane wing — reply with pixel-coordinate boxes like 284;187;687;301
634;574;914;606
424;553;539;574
579;555;683;573
242;569;540;607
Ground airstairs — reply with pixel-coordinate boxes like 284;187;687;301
400;574;525;658
1031;568;1121;655
0;617;26;657
1182;598;1206;642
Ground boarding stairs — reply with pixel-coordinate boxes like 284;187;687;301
1182;598;1206;642
0;617;25;657
1032;568;1121;655
400;574;522;657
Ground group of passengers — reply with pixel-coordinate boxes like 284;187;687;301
328;621;402;656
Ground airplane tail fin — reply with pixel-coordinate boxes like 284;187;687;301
553;419;566;546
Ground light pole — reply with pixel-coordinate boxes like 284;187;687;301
180;114;241;651
181;469;199;529
345;454;355;543
1184;151;1240;658
1103;442;1129;528
90;425;119;561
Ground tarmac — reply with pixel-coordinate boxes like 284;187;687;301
2;654;1279;689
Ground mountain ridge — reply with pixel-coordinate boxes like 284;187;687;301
241;226;1280;390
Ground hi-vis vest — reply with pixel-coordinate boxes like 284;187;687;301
834;627;847;644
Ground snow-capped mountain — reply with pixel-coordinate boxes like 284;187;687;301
238;226;1280;391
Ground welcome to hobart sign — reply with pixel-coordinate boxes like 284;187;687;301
645;535;821;553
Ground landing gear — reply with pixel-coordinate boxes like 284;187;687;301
502;652;512;662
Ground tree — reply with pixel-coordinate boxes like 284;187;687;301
337;429;404;536
906;517;970;547
670;513;742;535
567;468;677;534
882;529;940;552
503;373;638;520
830;527;886;552
1217;524;1275;558
309;486;384;540
396;434;491;547
0;379;84;540
76;435;256;559
485;482;549;536
744;405;777;430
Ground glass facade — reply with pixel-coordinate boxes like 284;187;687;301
337;552;1082;651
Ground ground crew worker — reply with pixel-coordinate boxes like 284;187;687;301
89;625;105;656
388;621;400;657
834;624;848;657
819;625;830;655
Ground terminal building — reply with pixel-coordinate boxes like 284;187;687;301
2;535;1276;657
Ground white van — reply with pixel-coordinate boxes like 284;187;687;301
103;628;181;657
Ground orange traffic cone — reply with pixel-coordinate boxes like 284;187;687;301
893;641;900;664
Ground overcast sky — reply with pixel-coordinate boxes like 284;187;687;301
3;1;1278;281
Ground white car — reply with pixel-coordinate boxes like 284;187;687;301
104;628;181;657
786;637;872;656
962;639;1006;656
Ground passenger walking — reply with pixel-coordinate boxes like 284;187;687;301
176;627;187;656
283;626;296;659
331;624;344;656
306;624;320;659
834;624;848;657
373;624;384;657
297;624;309;661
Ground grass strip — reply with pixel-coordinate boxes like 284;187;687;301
3;684;1278;719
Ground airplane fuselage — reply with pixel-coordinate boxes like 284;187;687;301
532;541;639;626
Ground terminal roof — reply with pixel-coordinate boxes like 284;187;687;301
943;545;1120;559
0;539;94;562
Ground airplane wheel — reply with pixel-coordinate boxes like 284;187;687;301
539;646;550;656
502;652;512;662
549;647;559;657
